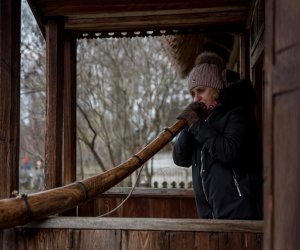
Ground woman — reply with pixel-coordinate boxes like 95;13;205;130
173;52;262;219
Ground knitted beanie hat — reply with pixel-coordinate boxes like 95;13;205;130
188;51;225;92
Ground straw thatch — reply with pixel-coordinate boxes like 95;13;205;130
160;33;237;78
160;34;206;78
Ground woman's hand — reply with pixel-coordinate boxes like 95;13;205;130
177;102;207;126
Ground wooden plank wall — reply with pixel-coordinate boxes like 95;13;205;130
12;230;262;250
0;218;263;250
264;0;300;249
78;188;198;218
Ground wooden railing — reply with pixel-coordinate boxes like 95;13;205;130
1;217;263;250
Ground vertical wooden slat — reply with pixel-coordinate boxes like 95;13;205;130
0;229;18;250
50;229;72;250
180;198;198;218
194;232;210;250
218;232;242;250
241;233;262;250
74;229;120;250
123;197;150;217
122;230;167;250
0;0;21;198
24;229;71;249
208;232;220;250
150;198;181;218
45;18;64;189
167;232;194;250
63;32;77;185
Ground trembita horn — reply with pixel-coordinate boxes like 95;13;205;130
0;119;187;229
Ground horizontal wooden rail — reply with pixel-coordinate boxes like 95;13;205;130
21;217;263;233
98;187;195;198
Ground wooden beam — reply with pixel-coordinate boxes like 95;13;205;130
30;0;252;16
27;0;252;33
65;7;250;32
98;187;195;198
45;18;64;189
0;0;21;198
22;217;263;232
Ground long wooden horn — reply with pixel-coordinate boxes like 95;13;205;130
0;119;186;229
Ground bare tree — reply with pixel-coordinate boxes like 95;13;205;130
20;0;46;165
77;37;189;185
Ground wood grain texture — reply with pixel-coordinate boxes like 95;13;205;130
263;0;275;248
273;90;300;250
98;187;195;198
3;226;262;250
0;0;21;198
275;0;300;52
30;0;252;16
121;230;167;250
273;45;300;94
65;8;249;32
22;217;263;233
27;0;252;33
74;229;120;250
0;229;18;250
63;32;77;185
45;18;64;189
78;190;197;218
264;0;300;250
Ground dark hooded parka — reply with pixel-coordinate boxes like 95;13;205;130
173;78;263;219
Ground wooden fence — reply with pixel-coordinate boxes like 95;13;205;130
78;187;198;218
1;217;263;250
0;188;263;250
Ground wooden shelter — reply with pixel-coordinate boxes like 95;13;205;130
0;0;299;249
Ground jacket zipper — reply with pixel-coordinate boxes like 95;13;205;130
200;149;215;219
232;169;242;197
200;149;209;202
201;113;214;218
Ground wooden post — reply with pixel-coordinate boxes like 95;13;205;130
63;32;77;185
62;32;77;216
0;0;21;198
45;18;64;189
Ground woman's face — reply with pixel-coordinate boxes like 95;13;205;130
190;86;219;108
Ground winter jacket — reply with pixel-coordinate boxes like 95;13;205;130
173;79;263;219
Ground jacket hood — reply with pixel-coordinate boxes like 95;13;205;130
219;78;257;108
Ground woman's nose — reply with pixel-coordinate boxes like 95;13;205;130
193;93;201;102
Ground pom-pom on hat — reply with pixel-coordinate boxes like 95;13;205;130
188;51;225;92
